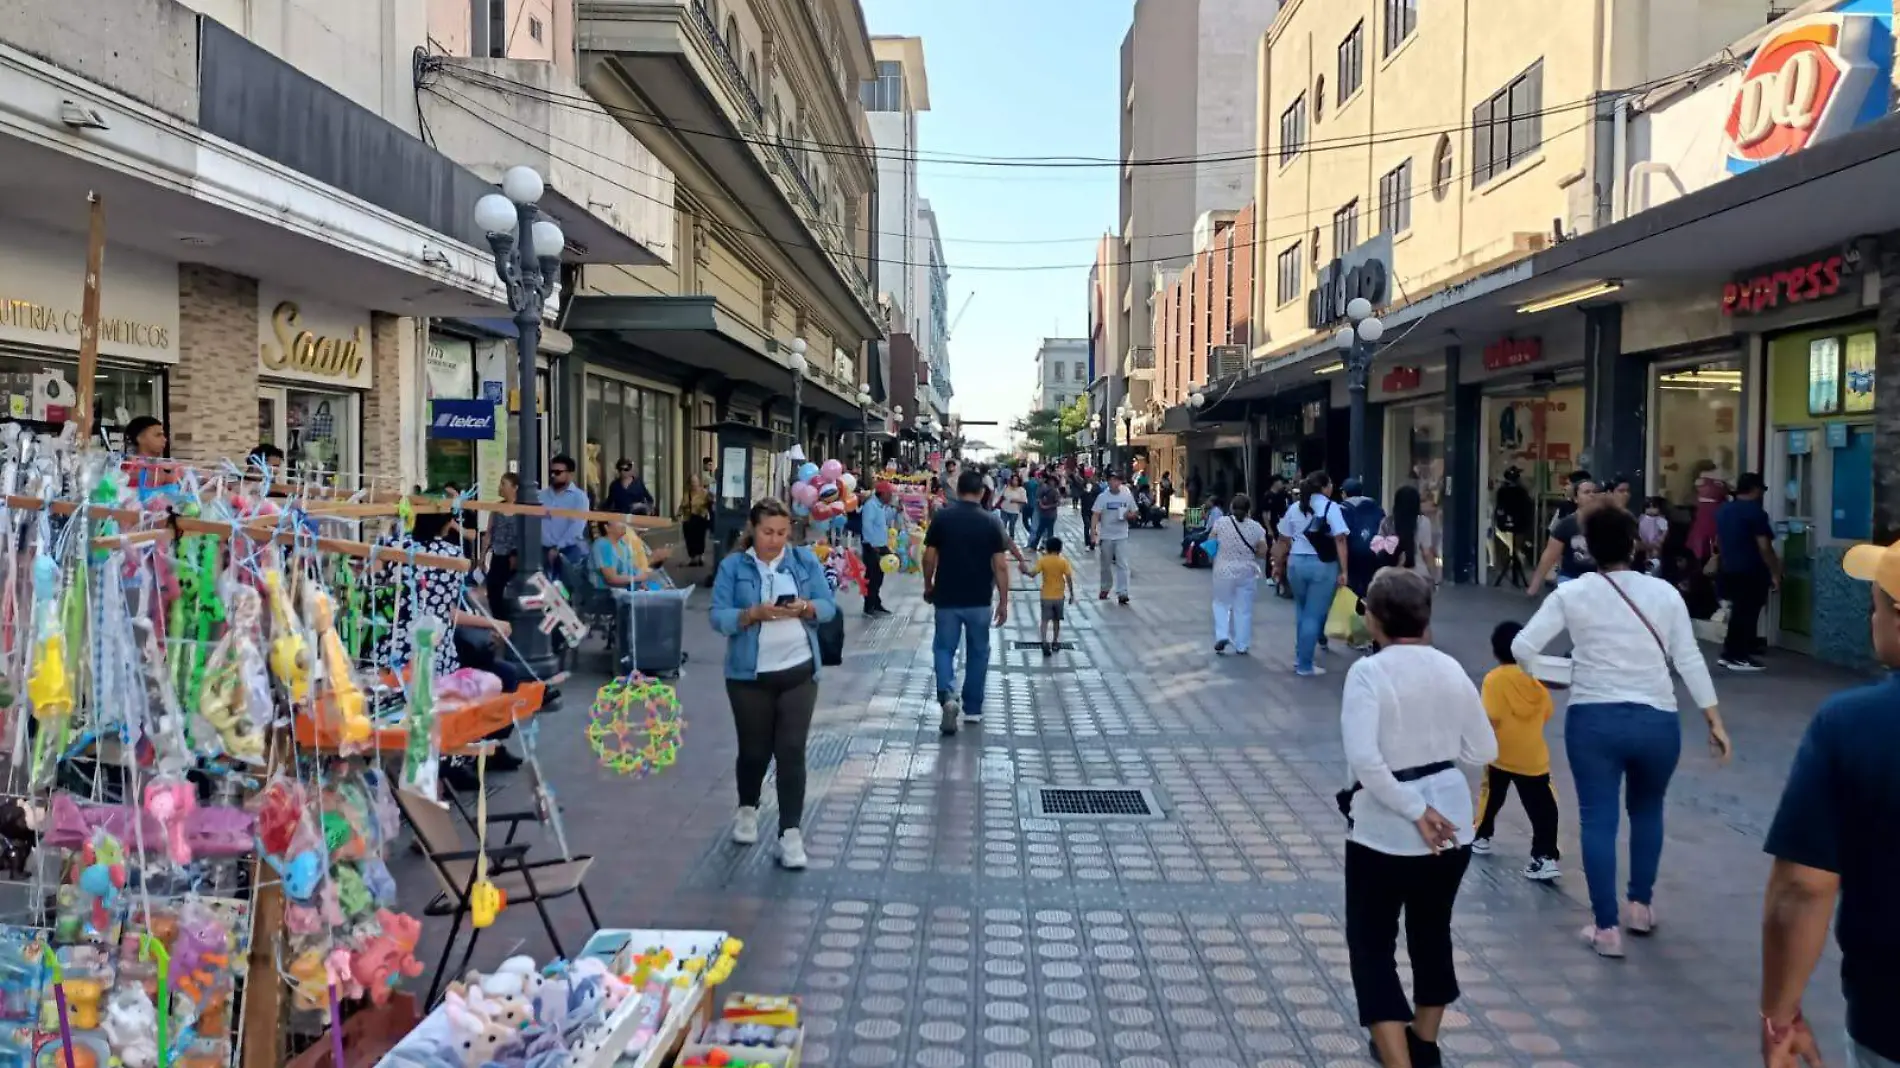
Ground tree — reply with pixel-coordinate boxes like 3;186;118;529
1058;395;1090;441
1011;408;1065;460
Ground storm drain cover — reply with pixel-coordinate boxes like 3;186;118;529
1032;786;1161;819
1012;640;1075;651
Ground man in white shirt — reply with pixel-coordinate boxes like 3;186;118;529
1091;471;1139;605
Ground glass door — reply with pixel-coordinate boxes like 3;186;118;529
257;387;287;454
1767;429;1820;649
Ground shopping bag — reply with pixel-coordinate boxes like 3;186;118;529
1324;588;1359;643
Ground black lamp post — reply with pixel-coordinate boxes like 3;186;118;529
1332;296;1386;485
475;166;566;681
855;385;873;475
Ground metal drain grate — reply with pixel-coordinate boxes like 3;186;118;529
1012;640;1075;651
1032;786;1161;820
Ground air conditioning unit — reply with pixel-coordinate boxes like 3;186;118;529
1210;344;1247;379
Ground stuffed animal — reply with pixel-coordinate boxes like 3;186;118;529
442;990;516;1068
476;955;545;1000
102;984;159;1068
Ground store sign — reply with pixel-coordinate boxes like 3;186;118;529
0;220;179;363
425;335;475;399
1725;9;1889;174
257;287;372;389
430;399;496;440
1382;366;1423;392
1308;234;1393;329
1720;247;1857;315
1483;338;1542;371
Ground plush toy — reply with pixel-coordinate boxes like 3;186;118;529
350;910;423;1004
286;949;329;1012
568;958;631;1012
62;976;104;1030
103;983;159;1068
477;955;545;1001
442;991;516;1068
168;904;230;1003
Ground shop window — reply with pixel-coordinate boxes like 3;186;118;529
1807;337;1842;415
1385;402;1444;508
1;357;166;449
584;374;677;515
1651;359;1742;510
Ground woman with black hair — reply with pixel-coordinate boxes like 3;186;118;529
1277;471;1350;676
1380;484;1439;582
1512;506;1731;959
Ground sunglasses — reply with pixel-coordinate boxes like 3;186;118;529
617;466;632;472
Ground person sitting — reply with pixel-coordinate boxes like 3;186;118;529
592;518;670;591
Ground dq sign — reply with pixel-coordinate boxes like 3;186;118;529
1724;7;1891;174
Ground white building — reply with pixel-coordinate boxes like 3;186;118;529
1033;338;1090;413
917;199;952;420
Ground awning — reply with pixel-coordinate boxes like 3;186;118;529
564;295;862;417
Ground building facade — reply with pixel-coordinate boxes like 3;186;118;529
1033;338;1090;414
1152;205;1257;494
917;199;953;422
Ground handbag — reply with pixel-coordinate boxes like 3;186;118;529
816;611;845;666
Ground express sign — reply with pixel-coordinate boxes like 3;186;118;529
1725;11;1886;173
1720;248;1859;316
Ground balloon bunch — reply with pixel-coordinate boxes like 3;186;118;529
788;459;859;538
892;527;925;574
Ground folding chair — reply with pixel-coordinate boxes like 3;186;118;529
394;788;601;1007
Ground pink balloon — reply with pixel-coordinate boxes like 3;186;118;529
790;482;819;506
820;459;845;481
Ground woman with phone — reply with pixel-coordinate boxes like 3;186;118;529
709;497;838;870
1339;568;1497;1067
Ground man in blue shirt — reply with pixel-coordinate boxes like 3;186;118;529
541;453;593;583
858;481;897;617
1760;539;1900;1068
1714;472;1782;672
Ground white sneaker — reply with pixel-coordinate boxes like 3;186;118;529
1470;837;1493;855
1294;665;1328;677
731;807;760;845
1523;857;1561;881
778;829;808;870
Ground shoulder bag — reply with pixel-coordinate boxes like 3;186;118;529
1602;571;1672;668
796;548;846;667
1300;500;1340;563
1227;516;1265;578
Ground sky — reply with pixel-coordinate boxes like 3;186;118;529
859;0;1127;451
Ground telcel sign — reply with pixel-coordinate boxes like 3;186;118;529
1724;7;1891;174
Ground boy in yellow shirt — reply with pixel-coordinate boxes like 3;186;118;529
1032;537;1077;657
1474;621;1562;880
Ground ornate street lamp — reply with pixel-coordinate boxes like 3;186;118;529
786;337;808;460
1336;296;1385;485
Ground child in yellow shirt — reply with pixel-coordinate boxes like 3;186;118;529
1032;538;1077;657
1474;621;1562;880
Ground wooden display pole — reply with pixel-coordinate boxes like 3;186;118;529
73;193;105;446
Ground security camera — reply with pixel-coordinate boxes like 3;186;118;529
59;101;109;131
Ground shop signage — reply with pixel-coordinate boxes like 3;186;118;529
425;335;475;399
1725;9;1889;174
429;399;496;440
1382;365;1423;392
1307;234;1393;329
1483;338;1542;371
257;287;372;389
0;221;180;363
1720;247;1857;315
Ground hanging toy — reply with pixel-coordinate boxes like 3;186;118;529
195;583;268;765
586;675;684;777
468;752;505;929
400;617;442;801
262;570;312;704
166;903;230;1004
26;554;71;721
305;584;369;748
142;779;197;867
77;833;127;938
101;984;157;1068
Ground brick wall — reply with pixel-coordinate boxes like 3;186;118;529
363;312;408;483
1231;204;1256;349
173;265;259;463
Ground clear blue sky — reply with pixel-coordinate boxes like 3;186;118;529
860;0;1127;451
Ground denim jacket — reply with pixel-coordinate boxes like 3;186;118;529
710;545;839;680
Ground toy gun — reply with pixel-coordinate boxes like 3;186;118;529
262;570;311;704
304;583;368;747
399;618;441;800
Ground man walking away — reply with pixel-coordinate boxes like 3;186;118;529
1080;477;1103;551
859;481;897;616
1759;538;1900;1068
1716;472;1780;673
1092;471;1138;605
1034;476;1062;550
924;469;1014;735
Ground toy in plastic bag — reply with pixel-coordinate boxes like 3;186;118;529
195;582;270;764
400;617;443;801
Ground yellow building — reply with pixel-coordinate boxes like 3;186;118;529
1251;0;1772;357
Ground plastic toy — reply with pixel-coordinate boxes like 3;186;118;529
142;779;197;867
75;834;126;937
586;674;684;777
25;556;71;722
262;570;312;703
196;582;269;764
182;805;254;859
167;904;229;1003
400;618;442;801
285;950;328;1012
350;910;423;1004
306;583;369;746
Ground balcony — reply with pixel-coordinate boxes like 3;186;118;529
1124;345;1155;380
578;0;881;334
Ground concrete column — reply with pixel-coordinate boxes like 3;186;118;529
1581;303;1646;489
173;265;259;464
1443;346;1482;584
1874;240;1900;542
362;312;409;485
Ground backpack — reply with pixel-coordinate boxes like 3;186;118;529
1300;500;1341;563
1342;499;1386;563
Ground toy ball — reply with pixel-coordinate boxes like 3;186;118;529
839;473;858;494
817;482;840;504
796;462;820;483
812;543;831;562
790;482;818;507
820;459;845;481
879;553;898;573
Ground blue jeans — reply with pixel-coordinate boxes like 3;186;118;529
1288;555;1339;672
1033;510;1057;547
549;543;588;584
1002;512;1020;541
1565;701;1682;930
933;606;993;717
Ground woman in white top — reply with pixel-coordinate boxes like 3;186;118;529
1340;568;1497;1067
999;474;1028;544
1277;471;1351;676
1209;493;1269;655
1513;506;1732;959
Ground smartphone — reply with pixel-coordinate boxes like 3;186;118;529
775;594;797;607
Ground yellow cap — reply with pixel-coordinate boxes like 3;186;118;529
1841;542;1900;601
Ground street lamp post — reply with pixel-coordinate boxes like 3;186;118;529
1115;404;1130;473
787;337;808;460
892;405;904;467
1334;297;1386;486
856;384;872;475
475;166;565;681
1088;413;1102;471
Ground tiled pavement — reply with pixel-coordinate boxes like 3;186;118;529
399;510;1869;1067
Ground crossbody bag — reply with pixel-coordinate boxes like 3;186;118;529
1602;571;1672;666
1227;516;1265;577
1528;571;1671;689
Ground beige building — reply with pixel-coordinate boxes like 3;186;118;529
1251;0;1771;357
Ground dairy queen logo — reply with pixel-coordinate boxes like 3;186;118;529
1724;9;1889;173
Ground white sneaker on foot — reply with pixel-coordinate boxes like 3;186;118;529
1523;857;1561;881
1626;901;1656;935
1470;837;1493;855
778;829;808;870
731;806;760;845
1581;924;1625;958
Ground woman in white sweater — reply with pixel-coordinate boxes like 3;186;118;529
1340;568;1497;1067
1513;506;1732;959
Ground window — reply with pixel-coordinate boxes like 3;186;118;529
1314;76;1326;122
1337;22;1364;104
1384;0;1418;55
1432;135;1453;199
1276;242;1303;305
1074;360;1086;381
745;51;759;92
724;15;739;50
1379;160;1412;234
528;15;544;42
1332;200;1359;257
1053;361;1065;382
1278;95;1307;164
584;376;678;517
1472;61;1543;186
862;60;903;112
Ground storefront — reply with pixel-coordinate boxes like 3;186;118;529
256;286;370;481
582;368;680;516
0;219;180;447
425;331;480;491
1463;326;1588;584
1361;356;1448;506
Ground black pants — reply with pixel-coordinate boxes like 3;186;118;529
1344;841;1471;1027
726;662;818;831
1722;569;1771;662
1474;766;1560;859
862;544;888;611
683;514;711;559
486;553;516;621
